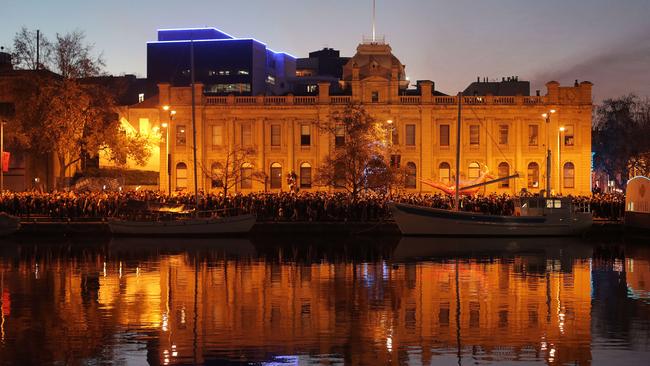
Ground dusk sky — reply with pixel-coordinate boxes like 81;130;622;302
2;0;649;102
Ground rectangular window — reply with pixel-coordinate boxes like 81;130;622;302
211;125;223;148
499;125;509;145
241;124;252;146
528;125;538;146
176;125;186;146
391;127;399;145
138;93;144;103
371;91;379;103
440;124;450;147
405;124;416;146
564;125;574;146
335;124;345;147
300;125;311;146
390;155;401;168
270;125;281;147
469;125;480;146
237;70;249;75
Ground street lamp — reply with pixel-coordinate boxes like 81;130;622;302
558;126;565;195
542;109;556;197
162;106;176;194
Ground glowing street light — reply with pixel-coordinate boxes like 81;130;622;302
542;109;557;197
162;106;176;194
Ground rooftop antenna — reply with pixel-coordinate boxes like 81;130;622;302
372;0;376;42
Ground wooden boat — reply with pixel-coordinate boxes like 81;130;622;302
108;213;256;235
391;196;592;236
0;212;20;236
391;92;593;236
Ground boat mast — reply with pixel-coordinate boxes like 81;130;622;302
190;40;199;216
454;92;462;211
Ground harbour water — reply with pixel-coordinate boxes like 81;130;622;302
0;234;648;365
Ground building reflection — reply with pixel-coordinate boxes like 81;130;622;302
0;236;647;365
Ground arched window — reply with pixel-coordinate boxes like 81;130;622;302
468;162;480;180
240;162;252;189
211;162;223;188
300;162;312;188
270;162;282;189
527;162;539;188
439;162;451;184
563;162;575;188
405;162;417;188
175;162;187;191
498;162;510;188
334;162;346;188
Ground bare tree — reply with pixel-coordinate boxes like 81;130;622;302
52;30;104;78
316;103;398;199
11;27;52;70
200;146;261;196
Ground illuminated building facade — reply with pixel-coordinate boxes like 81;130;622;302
130;31;593;196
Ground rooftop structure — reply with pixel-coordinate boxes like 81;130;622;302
147;27;296;96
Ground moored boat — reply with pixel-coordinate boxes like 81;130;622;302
391;196;592;236
108;213;256;235
0;211;20;236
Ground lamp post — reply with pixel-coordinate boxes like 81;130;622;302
542;109;556;197
162;106;176;195
558;126;565;195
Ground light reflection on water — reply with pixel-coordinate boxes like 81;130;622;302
0;235;648;365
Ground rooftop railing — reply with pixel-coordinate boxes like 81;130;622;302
202;94;548;106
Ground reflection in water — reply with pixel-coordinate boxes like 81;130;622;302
0;235;648;365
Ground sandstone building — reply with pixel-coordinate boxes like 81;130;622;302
128;31;593;196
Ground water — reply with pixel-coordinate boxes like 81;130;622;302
0;234;648;365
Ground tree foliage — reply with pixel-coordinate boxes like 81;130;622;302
316;103;400;198
593;94;650;186
10;28;148;185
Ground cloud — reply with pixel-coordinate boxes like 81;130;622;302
532;29;650;103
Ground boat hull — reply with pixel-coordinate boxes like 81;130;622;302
108;214;256;235
390;203;592;236
0;212;20;236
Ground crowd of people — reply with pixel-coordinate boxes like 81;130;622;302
0;190;626;222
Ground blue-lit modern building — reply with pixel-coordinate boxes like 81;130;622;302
147;27;295;96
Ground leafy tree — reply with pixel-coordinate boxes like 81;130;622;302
10;28;149;186
593;94;650;186
316;103;399;199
